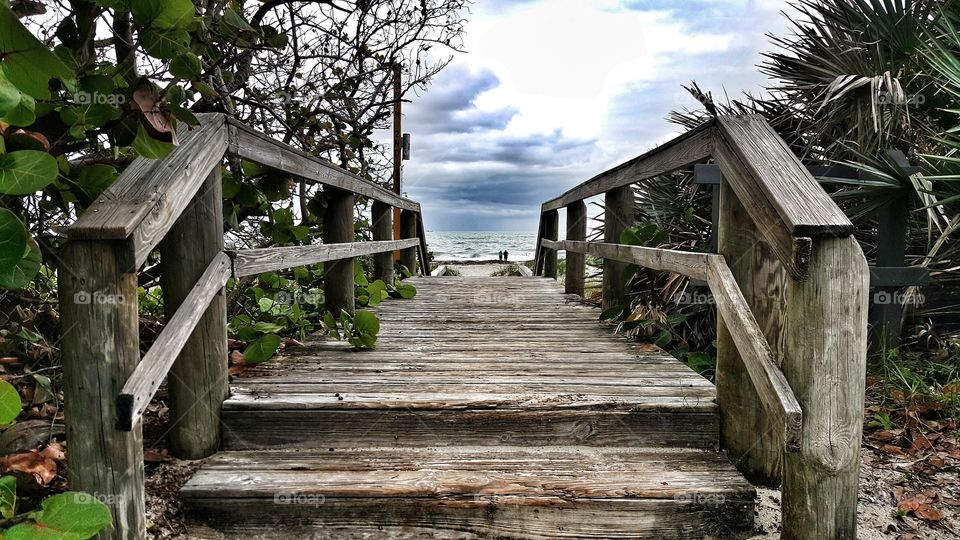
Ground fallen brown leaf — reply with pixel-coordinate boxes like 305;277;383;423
0;450;57;486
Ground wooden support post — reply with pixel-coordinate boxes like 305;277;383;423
533;212;546;276
716;178;788;487
781;236;868;539
323;187;355;315
399;209;418;276
542;209;559;279
870;192;909;349
372;201;394;284
602;185;633;310
59;241;146;539
159;168;228;459
565;201;587;295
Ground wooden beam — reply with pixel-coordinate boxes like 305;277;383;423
67;114;229;269
414;212;430;276
231;239;420;278
399;209;418;276
603;186;634;310
226;117;420;213
59;240;146;538
546;240;711;282
542;209;559;279
565;201;587;295
706;257;802;453
117;253;232;432
159;168;229;459
323;187;355;316
372;202;394;284
542;122;714;211
715;115;853;237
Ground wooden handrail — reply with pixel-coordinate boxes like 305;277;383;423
545;239;802;450
230;239;419;277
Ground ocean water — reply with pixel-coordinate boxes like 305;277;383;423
427;231;537;261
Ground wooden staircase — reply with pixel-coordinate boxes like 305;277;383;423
181;277;755;539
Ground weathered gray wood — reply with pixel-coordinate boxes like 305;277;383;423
431;265;448;277
226;117;420;213
706;256;802;452
516;264;533;277
231;239;418;278
399;209;418;276
59;240;146;539
712;134;812;281
542;209;559;279
118;253;232;431
323;187;355;315
542;122;715;211
715;115;853;237
547;240;710;281
602;186;634;310
158;169;229;459
533;211;546;274
781;236;868;539
414;212;430;276
565;201;587;295
67;114;228;270
715;178;789;486
371;201;394;284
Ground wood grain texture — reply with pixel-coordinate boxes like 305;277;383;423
226;117;420;212
542;209;559;279
159;169;228;459
781;236;868;539
542;122;714;211
716;115;852;237
565;201;587;295
548;240;711;281
231;239;418;278
322;187;355;315
706;256;802;452
715;179;789;486
603;186;634;310
371;201;394;283
67;114;228;270
415;212;431;275
118;253;232;431
399;209;418;276
58;240;146;539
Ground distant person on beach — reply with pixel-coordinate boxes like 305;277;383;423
503;250;509;261
498;251;503;261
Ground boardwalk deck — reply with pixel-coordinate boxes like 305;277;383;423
182;277;754;538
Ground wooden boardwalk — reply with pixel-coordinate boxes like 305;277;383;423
182;277;754;538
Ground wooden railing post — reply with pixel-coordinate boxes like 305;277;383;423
399;209;418;276
372;201;394;283
565;201;587;295
602;185;633;309
542;209;559;279
781;236;868;539
59;241;146;539
159;168;228;459
716;179;788;486
324;187;355;314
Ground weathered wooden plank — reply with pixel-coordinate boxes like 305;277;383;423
159;168;228;459
371;201;394;283
712;134;812;281
542;209;559;278
603;186;634;309
415;212;430;276
399;209;418;275
542;122;715;211
118;253;232;431
547;240;711;281
67;114;229;270
58;240;146;538
566;200;587;295
715;115;853;237
231;239;418;277
430;265;448;276
323;187;355;315
706;256;802;452
226;117;420;212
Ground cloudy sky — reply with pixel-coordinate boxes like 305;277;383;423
389;0;793;232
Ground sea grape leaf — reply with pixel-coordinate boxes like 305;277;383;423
0;208;28;270
0;150;59;195
0;379;22;425
242;334;281;364
4;491;112;540
0;237;41;289
0;5;75;99
0;475;15;519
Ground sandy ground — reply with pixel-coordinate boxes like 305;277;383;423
438;260;527;277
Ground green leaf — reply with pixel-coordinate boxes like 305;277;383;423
5;491;112;540
0;237;41;289
132;124;174;159
132;0;195;29
0;6;75;98
140;28;190;60
397;284;417;299
0;209;28;270
0;73;20;116
75;164;118;199
599;305;624;321
322;311;340;340
0;92;34;127
221;8;255;33
253;321;285;333
0;379;22;425
0;150;59;195
0;475;15;519
352;310;380;336
242;334;282;364
169;52;202;80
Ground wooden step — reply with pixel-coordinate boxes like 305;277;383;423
182;446;755;539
